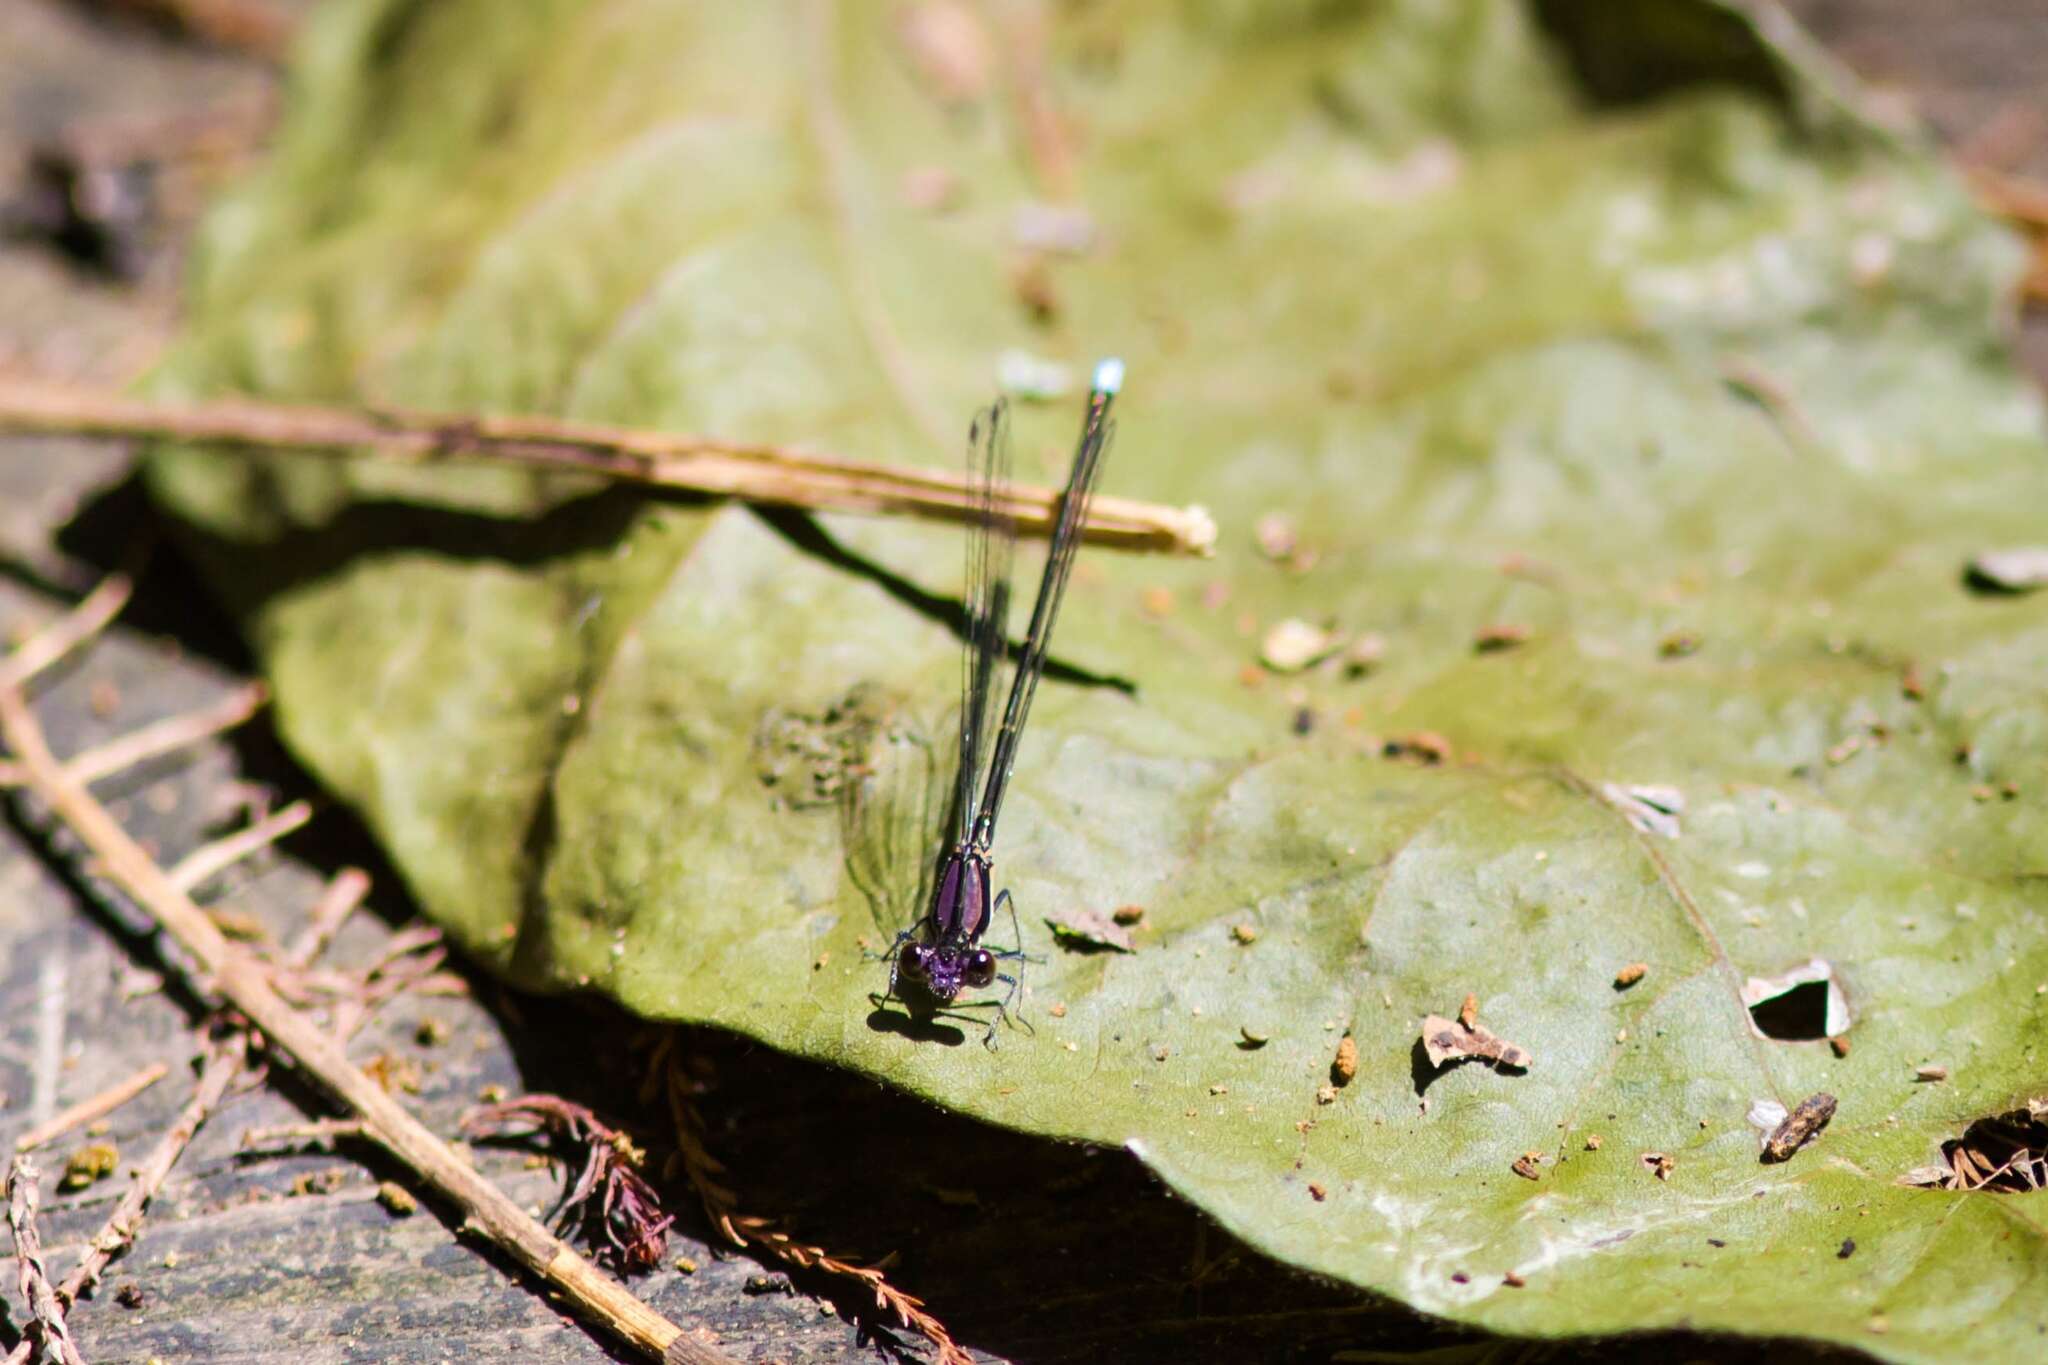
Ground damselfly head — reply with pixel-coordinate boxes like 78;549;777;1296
898;939;997;1003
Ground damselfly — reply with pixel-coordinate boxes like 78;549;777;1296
886;358;1123;1044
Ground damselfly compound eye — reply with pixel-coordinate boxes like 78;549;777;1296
899;942;930;980
965;949;997;988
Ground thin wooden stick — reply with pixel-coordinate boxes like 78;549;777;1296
163;798;312;892
28;683;264;789
0;645;732;1365
0;570;136;692
16;870;370;1334
0;380;1216;557
6;1156;89;1365
283;867;370;967
13;1062;169;1153
238;1118;366;1152
51;1037;244;1310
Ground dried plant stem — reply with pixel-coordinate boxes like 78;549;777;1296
0;380;1216;557
238;1118;367;1152
163;797;312;892
658;1042;972;1365
12;1061;169;1153
0;568;136;692
20;867;361;1336
0;682;268;790
0;597;732;1365
50;1036;245;1313
283;867;371;967
6;1156;88;1365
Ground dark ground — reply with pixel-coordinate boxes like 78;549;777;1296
0;3;2040;1363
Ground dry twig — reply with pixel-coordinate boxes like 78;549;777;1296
163;797;312;892
0;682;268;790
0;568;136;692
282;866;371;967
0;582;732;1365
238;1118;368;1153
13;1061;168;1153
6;1156;88;1365
48;1035;245;1314
0;686;363;1359
0;380;1216;557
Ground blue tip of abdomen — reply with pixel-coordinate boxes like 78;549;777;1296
1093;356;1125;395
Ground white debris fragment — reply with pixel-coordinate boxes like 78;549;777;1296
1601;783;1685;838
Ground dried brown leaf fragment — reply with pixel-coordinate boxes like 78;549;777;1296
1420;1013;1532;1072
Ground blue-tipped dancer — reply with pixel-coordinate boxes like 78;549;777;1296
886;358;1123;1045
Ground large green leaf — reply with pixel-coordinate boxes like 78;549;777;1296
146;0;2048;1356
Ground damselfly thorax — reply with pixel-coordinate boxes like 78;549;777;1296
893;841;998;1003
